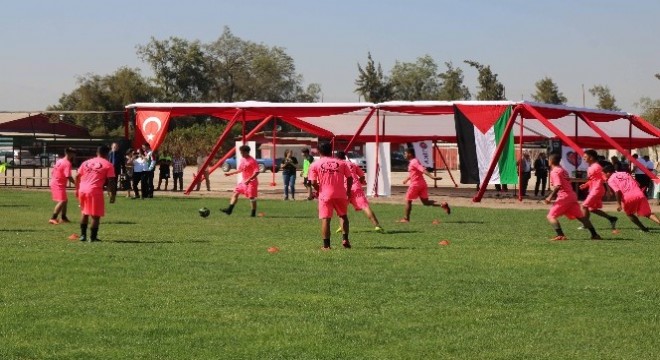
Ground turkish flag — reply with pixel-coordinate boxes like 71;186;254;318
135;110;171;150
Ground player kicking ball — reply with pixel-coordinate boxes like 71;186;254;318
221;145;260;217
399;147;450;223
334;151;384;233
602;163;660;232
309;142;353;250
578;150;618;230
544;153;601;240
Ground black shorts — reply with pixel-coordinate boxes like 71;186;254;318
159;171;170;179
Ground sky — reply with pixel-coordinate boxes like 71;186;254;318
1;0;659;112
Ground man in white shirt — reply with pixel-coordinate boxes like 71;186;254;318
631;154;650;194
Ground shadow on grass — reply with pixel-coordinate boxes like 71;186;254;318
0;204;29;208
367;245;416;250
262;215;311;219
381;230;421;235
443;220;485;224
110;239;211;244
0;229;37;232
104;221;137;225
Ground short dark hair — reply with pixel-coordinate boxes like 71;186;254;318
335;151;346;160
318;142;332;156
602;163;615;174
64;147;76;155
98;145;110;157
549;153;561;165
302;148;310;153
405;147;415;157
239;145;250;153
584;149;598;160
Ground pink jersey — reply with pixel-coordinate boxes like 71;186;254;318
77;157;115;194
407;158;427;187
607;172;645;202
50;157;72;188
238;156;259;184
345;160;365;193
585;162;605;195
308;157;352;200
549;166;577;201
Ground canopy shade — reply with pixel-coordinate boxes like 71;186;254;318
0;113;90;138
125;101;660;149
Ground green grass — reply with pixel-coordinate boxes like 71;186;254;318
1;190;660;359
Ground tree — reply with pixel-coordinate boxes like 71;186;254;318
136;36;212;102
355;52;392;102
48;67;158;135
464;60;505;100
389;55;440;100
531;77;567;104
437;62;471;100
589;85;620;111
635;97;660;128
655;73;660;81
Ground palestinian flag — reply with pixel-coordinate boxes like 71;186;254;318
454;105;518;185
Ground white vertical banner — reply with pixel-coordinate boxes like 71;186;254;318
412;140;434;168
365;142;391;197
235;141;256;184
560;145;588;177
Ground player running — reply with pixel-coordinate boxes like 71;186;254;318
308;142;353;250
603;163;660;232
49;147;76;224
544;153;601;240
221;145;260;217
399;147;450;223
335;151;384;233
75;145;117;242
578;150;618;230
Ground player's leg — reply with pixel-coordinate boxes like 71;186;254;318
363;206;382;230
321;218;332;249
628;214;649;232
50;200;64;224
249;198;257;217
61;200;70;222
401;200;413;222
420;197;451;214
576;216;602;239
339;214;351;248
590;209;618;229
90;216;101;241
648;213;660;225
221;193;240;215
546;214;567;240
80;214;89;241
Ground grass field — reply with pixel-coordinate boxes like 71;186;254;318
1;190;660;359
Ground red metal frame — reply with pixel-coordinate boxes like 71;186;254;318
207;116;273;175
518;113;524;202
343;108;376;152
184;110;241;194
271;118;277;186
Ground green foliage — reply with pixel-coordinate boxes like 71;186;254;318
589;85;620;111
438;62;471;100
389;55;441;100
136;36;212;102
635;97;660;127
47;67;158;136
3;191;660;359
531;77;567;104
354;52;392;102
158;121;237;162
464;60;506;100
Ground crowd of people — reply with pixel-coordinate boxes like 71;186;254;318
46;141;659;245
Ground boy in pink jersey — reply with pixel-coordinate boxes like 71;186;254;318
335;151;384;233
222;145;260;217
49;147;76;224
603;163;660;232
75;145;117;242
544;153;601;240
578;150;618;230
399;147;450;223
308;142;353;249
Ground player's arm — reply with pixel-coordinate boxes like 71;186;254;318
579;180;590;190
346;176;353;198
359;176;367;186
544;185;560;204
423;169;441;181
107;177;117;204
402;176;410;184
74;173;81;197
224;169;240;177
245;171;259;183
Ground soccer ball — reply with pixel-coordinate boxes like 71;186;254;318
198;207;210;218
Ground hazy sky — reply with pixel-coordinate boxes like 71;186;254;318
1;0;658;112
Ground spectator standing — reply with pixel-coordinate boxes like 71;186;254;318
534;152;549;197
129;149;145;199
280;149;298;200
108;142;124;180
171;152;186;192
519;152;532;197
156;155;171;191
631;154;650;193
142;144;155;198
123;149;134;198
195;151;211;191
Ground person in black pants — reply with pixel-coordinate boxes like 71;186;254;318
280;149;298;200
519;152;532;196
142;144;155;198
534;152;549;197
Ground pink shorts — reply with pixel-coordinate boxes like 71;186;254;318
318;198;348;219
582;189;605;211
406;184;429;201
235;182;258;199
51;186;67;202
548;199;584;220
623;196;652;217
78;191;105;217
349;191;369;211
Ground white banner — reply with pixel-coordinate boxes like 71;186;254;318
365;142;391;197
560;145;588;177
235;141;256;183
412;141;434;169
